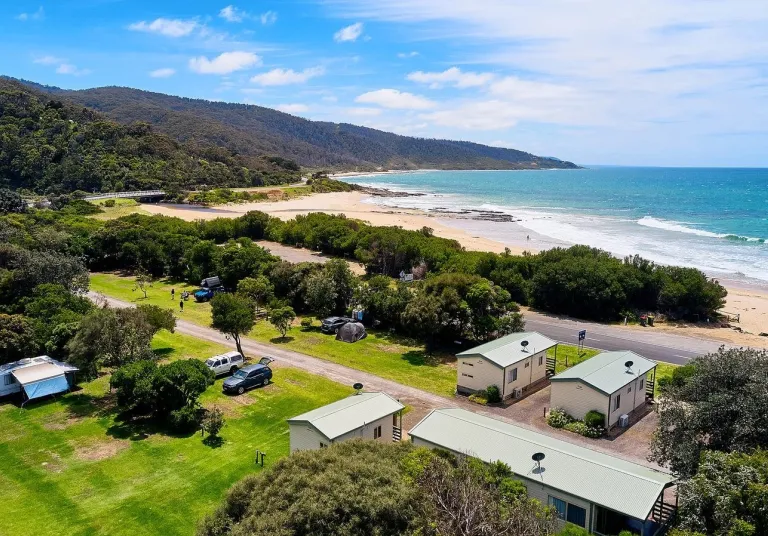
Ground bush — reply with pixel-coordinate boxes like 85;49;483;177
300;317;313;330
584;410;606;428
563;420;604;439
468;393;488;405
202;407;225;438
547;408;573;428
104;199;116;207
558;524;591;536
169;405;201;433
486;384;501;403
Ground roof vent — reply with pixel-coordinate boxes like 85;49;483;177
353;382;364;394
521;340;529;352
624;360;634;373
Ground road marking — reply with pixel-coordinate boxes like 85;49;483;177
672;354;691;360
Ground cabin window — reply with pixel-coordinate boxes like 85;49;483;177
548;496;567;519
508;368;518;383
373;425;382;439
319;442;327;448
525;362;529;368
463;362;474;366
393;414;398;426
3;375;15;385
539;355;544;366
462;373;474;378
639;379;644;390
614;394;621;411
566;504;587;527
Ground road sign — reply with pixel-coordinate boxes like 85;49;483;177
578;330;586;341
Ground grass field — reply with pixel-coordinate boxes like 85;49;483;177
90;273;457;396
88;198;148;220
549;344;600;373
0;330;352;536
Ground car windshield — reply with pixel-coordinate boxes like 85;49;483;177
205;359;215;366
232;369;247;379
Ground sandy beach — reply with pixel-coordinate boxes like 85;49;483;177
140;191;768;348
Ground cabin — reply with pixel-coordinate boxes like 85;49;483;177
287;392;405;452
0;356;78;404
550;351;657;428
456;332;558;400
409;408;677;535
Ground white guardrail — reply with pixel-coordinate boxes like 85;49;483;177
84;190;165;201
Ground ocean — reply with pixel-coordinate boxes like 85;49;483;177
342;167;768;286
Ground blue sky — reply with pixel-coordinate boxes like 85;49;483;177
2;0;768;166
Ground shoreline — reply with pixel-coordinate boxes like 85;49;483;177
138;191;768;348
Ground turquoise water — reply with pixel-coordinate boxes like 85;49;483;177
345;167;768;284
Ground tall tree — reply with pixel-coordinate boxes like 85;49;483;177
0;314;37;364
210;294;255;356
237;276;274;314
269;306;296;340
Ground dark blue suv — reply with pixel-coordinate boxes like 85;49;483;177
222;358;274;395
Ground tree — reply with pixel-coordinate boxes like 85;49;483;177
67;307;157;379
237;276;274;313
132;268;153;298
211;294;255;356
0;314;37;364
0;188;26;214
269;306;296;339
303;272;337;319
202;407;225;439
650;347;768;477
323;259;356;314
401;292;441;352
136;304;176;333
676;450;768;535
110;359;158;416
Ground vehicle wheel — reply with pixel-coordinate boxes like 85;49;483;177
262;378;269;387
237;386;245;395
230;366;237;375
335;327;340;334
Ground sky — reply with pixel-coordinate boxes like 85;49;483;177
2;0;768;167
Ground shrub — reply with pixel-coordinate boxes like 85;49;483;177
486;384;501;403
468;393;488;405
563;420;604;439
300;317;313;330
558;524;591;536
547;408;573;428
169;405;201;433
584;410;606;428
104;199;116;207
202;407;225;438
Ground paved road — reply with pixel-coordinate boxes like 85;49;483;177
524;311;724;364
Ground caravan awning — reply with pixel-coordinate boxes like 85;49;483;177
12;363;71;401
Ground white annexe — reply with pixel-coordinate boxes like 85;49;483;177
456;332;558;400
287;392;404;453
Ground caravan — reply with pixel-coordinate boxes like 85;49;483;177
0;356;78;402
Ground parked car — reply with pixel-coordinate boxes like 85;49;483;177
222;357;274;395
204;351;243;376
320;316;354;334
194;286;224;302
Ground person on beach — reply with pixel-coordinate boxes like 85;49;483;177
179;299;184;312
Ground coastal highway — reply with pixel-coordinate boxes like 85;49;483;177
524;311;725;365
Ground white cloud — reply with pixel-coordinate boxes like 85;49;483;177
346;107;383;117
276;103;309;114
149;68;176;78
322;95;338;103
128;18;198;37
407;67;495;88
398;51;419;58
334;22;364;43
355;89;436;110
33;55;64;65
17;7;44;21
219;5;245;23
56;63;91;76
489;76;574;100
260;11;278;25
250;66;325;86
189;51;262;75
419;100;521;130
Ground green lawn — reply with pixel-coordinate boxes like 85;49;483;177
90;273;457;397
88;198;148;220
0;331;352;536
549;344;600;373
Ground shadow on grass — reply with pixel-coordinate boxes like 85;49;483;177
153;347;175;358
202;435;224;448
270;336;295;344
106;414;199;442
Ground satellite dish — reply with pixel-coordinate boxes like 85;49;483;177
624;360;634;373
521;340;529;352
353;382;364;394
532;452;545;463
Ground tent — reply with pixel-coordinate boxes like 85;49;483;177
336;322;367;343
11;363;74;403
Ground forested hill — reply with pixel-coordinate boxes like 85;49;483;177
0;78;301;193
26;82;579;171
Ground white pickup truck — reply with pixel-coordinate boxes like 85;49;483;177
205;351;244;376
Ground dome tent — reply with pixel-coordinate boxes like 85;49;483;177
335;322;367;343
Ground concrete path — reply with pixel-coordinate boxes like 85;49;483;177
90;292;665;468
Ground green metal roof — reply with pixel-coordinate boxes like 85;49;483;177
550;351;657;395
409;408;675;520
287;392;404;440
456;332;558;368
